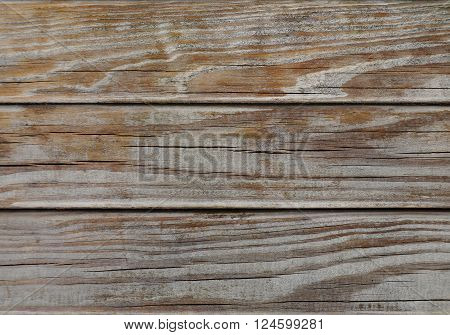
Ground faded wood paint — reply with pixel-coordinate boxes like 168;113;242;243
0;1;448;103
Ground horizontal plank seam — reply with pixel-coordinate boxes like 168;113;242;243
0;102;448;106
0;208;448;213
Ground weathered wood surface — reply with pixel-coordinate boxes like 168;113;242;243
0;210;448;314
0;104;449;208
1;0;449;316
0;1;448;103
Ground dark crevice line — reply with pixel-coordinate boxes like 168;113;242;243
0;208;448;213
87;299;450;309
266;299;450;304
0;101;448;106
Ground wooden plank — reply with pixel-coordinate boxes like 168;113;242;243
0;0;448;103
0;210;448;314
1;104;449;208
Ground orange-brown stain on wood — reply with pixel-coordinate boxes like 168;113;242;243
339;110;374;125
236;182;265;191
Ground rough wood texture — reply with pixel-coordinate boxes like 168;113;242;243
1;0;449;316
0;1;448;103
1;104;449;208
0;210;448;314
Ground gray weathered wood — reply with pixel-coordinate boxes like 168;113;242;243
1;0;449;316
0;0;448;103
0;210;448;314
0;104;449;208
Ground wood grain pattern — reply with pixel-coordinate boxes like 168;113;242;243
1;0;449;316
0;210;448;314
1;104;449;208
0;0;448;103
